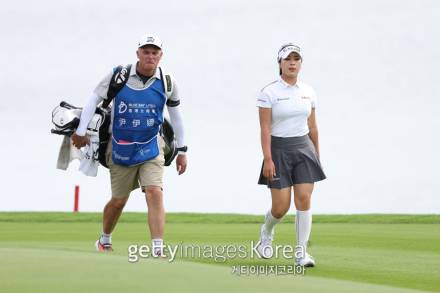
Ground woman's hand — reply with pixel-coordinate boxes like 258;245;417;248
263;158;276;180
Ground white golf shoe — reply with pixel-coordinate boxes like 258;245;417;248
257;224;274;259
295;253;315;267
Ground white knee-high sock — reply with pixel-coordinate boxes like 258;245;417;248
296;210;312;252
264;210;281;234
152;238;164;256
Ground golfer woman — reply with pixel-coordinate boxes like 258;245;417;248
256;43;326;267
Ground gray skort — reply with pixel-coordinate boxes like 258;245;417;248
258;135;326;189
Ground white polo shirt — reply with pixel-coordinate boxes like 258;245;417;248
256;78;317;137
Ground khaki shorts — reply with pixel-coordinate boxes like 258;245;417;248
106;136;165;198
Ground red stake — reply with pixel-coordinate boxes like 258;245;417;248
74;185;79;212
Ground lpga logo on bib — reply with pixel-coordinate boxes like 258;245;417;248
118;101;128;114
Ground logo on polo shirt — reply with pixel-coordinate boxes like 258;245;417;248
277;97;290;101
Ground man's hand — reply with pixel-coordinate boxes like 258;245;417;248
71;133;90;149
176;154;187;175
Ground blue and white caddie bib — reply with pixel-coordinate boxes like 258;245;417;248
111;76;166;166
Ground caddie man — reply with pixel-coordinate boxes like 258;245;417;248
71;34;188;255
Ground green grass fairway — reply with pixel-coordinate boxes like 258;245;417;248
1;213;439;293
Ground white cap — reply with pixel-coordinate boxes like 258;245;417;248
138;34;163;49
277;43;301;61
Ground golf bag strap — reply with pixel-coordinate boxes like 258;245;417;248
158;67;174;100
102;65;172;108
102;64;132;109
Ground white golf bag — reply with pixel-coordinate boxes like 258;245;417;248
51;101;178;168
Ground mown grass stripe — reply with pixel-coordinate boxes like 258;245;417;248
0;212;439;224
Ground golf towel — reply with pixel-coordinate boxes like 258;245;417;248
57;134;100;177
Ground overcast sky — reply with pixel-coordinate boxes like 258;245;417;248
1;0;439;214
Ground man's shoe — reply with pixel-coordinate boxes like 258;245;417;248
95;239;113;252
295;253;315;267
257;224;274;259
